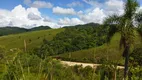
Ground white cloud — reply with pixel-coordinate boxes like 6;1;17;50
24;0;53;8
105;0;124;15
0;5;59;28
83;0;103;7
31;1;53;8
67;1;83;7
82;0;124;24
77;10;83;15
54;0;124;26
137;6;142;12
105;0;123;10
53;6;76;15
28;13;41;20
58;17;84;26
79;8;106;24
57;6;142;26
43;16;52;22
83;0;124;16
24;0;31;5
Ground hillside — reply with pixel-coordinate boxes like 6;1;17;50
0;28;64;50
0;26;51;36
0;23;101;50
0;23;141;64
0;27;28;36
56;32;142;64
63;23;100;28
30;26;51;31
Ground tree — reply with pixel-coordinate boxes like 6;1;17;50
103;0;141;79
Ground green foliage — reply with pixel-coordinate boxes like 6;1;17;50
1;52;101;80
0;46;7;79
0;46;5;60
130;47;142;66
30;26;51;31
57;33;124;64
129;66;142;80
35;24;109;59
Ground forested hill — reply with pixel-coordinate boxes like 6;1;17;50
30;26;51;31
0;23;101;50
64;23;100;28
0;27;28;36
0;23;99;36
0;26;51;36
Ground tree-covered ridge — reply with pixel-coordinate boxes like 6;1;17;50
0;27;28;36
34;24;109;59
0;26;51;36
30;26;51;31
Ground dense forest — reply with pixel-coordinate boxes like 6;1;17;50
33;23;108;58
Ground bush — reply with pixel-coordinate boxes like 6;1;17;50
130;47;142;66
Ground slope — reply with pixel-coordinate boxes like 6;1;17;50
57;32;141;64
0;28;64;50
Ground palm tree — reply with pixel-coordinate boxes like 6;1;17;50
103;0;142;79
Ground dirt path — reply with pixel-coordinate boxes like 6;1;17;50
61;61;124;69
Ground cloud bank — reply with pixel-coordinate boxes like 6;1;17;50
24;0;53;8
0;0;141;28
0;5;58;28
53;7;76;15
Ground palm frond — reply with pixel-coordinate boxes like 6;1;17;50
106;25;118;43
135;11;142;38
103;15;121;43
135;11;142;23
103;15;121;25
124;0;139;19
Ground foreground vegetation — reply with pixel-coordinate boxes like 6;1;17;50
0;46;141;80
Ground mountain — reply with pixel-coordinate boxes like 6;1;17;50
0;27;28;36
0;26;51;36
30;26;51;31
63;23;100;28
0;23;100;36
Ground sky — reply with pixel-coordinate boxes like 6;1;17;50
0;0;142;28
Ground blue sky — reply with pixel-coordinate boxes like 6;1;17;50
0;0;142;28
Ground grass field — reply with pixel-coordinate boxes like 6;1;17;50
0;28;64;50
57;32;142;64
